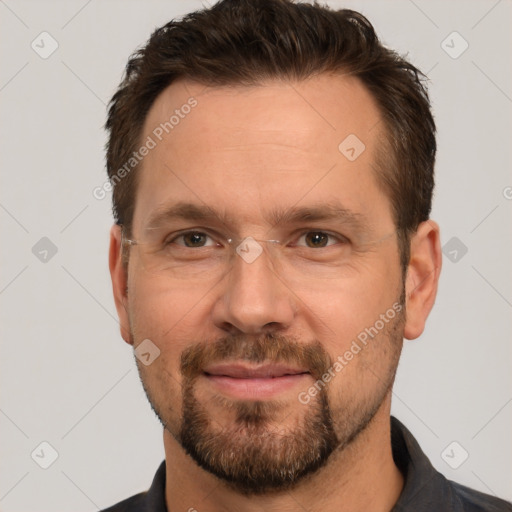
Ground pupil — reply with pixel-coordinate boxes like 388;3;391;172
185;233;205;247
307;232;327;248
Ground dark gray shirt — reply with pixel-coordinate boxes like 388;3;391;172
101;417;512;511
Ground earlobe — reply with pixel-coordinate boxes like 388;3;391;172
109;224;133;345
403;220;442;340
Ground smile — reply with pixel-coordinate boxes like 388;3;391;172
202;362;311;399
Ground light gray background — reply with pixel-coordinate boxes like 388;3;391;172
1;0;511;510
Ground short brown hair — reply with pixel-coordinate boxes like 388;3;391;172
105;0;436;270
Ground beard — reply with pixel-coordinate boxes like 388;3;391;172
180;377;337;495
134;294;405;496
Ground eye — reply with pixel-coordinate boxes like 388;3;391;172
296;231;347;248
169;231;217;248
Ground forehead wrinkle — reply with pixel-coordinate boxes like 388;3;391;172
143;200;372;234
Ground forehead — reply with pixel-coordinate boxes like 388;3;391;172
133;73;392;233
144;74;382;154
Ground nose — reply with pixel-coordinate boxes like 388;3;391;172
211;241;296;335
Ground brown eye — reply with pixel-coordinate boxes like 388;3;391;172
183;232;207;247
298;231;344;248
304;232;329;248
171;231;215;248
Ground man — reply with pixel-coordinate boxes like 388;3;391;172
103;0;512;510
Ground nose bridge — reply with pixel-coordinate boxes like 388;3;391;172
231;236;280;265
212;236;295;333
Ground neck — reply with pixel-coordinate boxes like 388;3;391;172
163;397;403;512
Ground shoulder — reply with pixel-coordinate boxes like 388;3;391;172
99;460;167;512
100;492;148;512
390;417;511;512
451;481;512;512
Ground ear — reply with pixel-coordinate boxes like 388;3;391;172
404;220;442;340
109;224;133;345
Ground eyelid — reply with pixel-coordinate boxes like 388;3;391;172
167;229;219;246
293;229;349;247
167;228;349;247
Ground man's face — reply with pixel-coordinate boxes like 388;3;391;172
115;74;407;494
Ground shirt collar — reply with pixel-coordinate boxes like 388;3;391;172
391;416;461;510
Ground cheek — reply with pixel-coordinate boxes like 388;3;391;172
301;260;402;347
136;353;184;434
322;308;404;411
129;272;207;335
127;277;212;381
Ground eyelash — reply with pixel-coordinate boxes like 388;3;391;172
166;229;349;248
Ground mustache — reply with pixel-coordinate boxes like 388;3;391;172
180;332;333;382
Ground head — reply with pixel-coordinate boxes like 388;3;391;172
107;0;441;496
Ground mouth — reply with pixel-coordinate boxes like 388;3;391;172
202;363;311;399
203;362;309;379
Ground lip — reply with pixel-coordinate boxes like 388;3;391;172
202;363;311;400
203;362;309;378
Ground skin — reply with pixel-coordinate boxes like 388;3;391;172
109;73;442;512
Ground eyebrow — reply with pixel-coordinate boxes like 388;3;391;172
144;201;372;233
